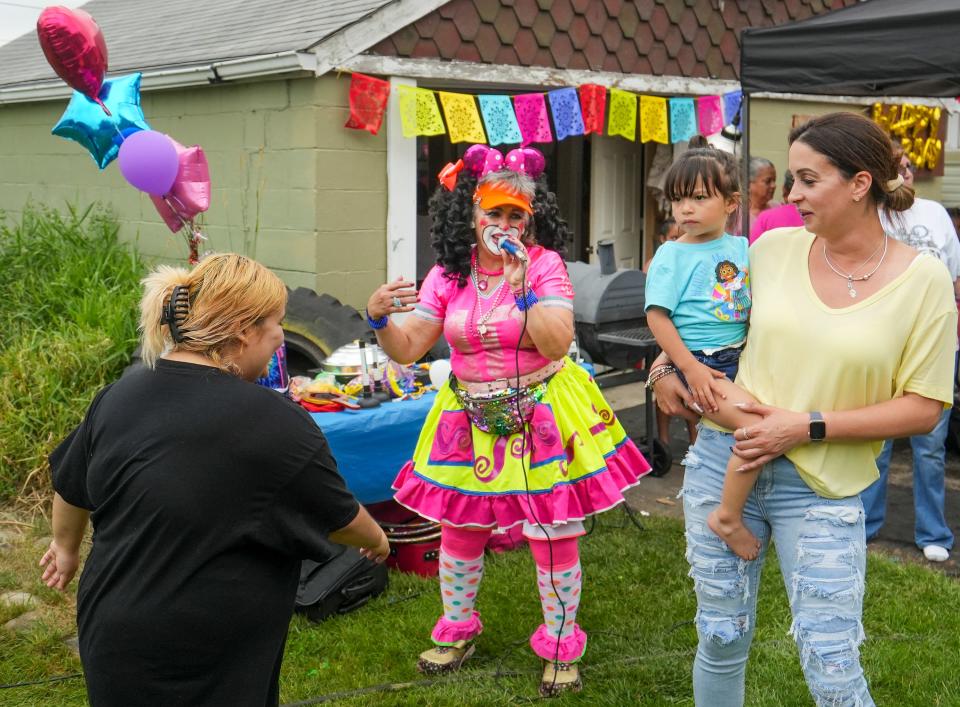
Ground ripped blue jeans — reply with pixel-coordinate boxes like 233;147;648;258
681;426;874;707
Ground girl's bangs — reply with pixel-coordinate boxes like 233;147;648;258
663;156;724;201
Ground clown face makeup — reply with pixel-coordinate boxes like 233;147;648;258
475;205;530;258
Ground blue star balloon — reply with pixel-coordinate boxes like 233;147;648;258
52;73;151;169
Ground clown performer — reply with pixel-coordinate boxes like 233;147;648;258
365;145;651;697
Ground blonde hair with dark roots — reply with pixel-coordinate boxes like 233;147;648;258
139;253;288;374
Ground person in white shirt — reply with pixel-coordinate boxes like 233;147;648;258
861;148;959;562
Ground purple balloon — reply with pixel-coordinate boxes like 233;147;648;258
118;130;179;196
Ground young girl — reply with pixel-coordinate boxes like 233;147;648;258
645;148;765;560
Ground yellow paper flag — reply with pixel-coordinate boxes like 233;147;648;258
398;85;445;138
607;89;637;141
640;95;669;144
439;91;487;143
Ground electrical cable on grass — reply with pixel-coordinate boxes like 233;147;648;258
0;673;83;689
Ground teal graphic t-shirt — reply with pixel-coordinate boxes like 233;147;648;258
644;234;751;351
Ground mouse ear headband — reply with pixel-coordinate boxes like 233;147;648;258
437;144;547;191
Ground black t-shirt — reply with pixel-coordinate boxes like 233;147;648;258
51;359;360;706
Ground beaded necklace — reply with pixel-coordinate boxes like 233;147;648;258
474;259;503;292
470;255;507;338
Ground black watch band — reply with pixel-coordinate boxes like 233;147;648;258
809;411;826;442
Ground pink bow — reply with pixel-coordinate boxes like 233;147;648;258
438;159;464;191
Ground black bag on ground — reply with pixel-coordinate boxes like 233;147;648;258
295;539;388;623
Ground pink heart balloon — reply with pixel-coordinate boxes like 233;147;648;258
37;7;108;111
149;142;211;232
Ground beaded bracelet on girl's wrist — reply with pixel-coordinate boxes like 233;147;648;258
514;289;539;311
366;310;389;330
645;364;677;390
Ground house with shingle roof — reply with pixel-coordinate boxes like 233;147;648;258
3;0;905;317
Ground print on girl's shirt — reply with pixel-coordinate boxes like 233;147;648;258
711;259;751;322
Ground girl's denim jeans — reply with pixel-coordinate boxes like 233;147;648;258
681;425;875;707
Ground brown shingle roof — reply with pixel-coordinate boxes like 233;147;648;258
369;0;858;79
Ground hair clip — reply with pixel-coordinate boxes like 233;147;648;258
161;284;190;343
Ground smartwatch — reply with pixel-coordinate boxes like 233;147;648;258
809;412;826;442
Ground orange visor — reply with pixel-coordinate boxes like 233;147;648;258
473;182;533;215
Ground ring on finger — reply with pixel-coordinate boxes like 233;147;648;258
742;428;751;440
392;296;402;308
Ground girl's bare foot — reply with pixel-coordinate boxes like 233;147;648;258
707;508;760;560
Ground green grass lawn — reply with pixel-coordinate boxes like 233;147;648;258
2;515;959;706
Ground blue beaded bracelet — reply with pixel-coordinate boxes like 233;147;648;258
366;310;389;329
514;289;539;312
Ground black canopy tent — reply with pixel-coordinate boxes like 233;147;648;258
741;0;960;98
737;0;960;235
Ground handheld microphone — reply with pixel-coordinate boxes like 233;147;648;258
497;235;527;261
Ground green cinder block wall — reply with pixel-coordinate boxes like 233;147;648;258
0;74;388;309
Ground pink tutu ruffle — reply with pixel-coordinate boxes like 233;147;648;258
393;440;649;530
431;612;483;645
529;624;588;662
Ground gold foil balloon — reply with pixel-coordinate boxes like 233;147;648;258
890;104;917;136
922;139;942;171
875;103;944;171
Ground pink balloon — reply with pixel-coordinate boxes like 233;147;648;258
118;130;179;196
149;142;211;232
37;7;108;110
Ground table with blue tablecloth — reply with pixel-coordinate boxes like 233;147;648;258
311;392;436;504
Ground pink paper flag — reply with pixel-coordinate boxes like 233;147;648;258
697;95;724;136
513;93;553;146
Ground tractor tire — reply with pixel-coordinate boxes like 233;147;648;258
283;287;369;377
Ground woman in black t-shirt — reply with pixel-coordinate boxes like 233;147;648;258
39;253;389;707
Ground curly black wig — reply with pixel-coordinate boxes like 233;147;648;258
427;172;571;288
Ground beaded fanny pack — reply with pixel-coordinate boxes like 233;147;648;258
452;377;550;436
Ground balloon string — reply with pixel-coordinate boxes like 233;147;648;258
96;97;112;117
163;195;205;266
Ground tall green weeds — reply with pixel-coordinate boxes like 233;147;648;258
0;203;144;504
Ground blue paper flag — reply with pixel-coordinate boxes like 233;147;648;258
478;95;522;146
52;73;151;169
669;97;697;143
723;90;743;129
547;88;585;141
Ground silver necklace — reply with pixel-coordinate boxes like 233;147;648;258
471;258;506;338
822;236;888;299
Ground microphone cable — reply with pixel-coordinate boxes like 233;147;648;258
510;253;567;694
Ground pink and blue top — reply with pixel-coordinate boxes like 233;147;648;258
414;246;575;382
